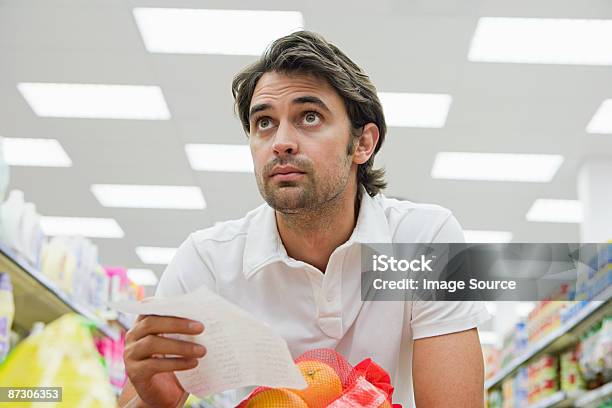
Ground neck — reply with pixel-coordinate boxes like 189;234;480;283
276;184;362;273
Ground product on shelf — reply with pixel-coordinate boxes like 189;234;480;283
527;354;558;405
21;202;44;267
500;320;528;368
560;300;590;325
41;236;79;295
498;366;528;408
527;286;572;345
0;189;151;406
501;376;514;408
0;190;24;252
485;243;611;408
0;189;145;323
560;344;585;392
40;237;144;320
0;137;10;202
576;244;612;302
0;190;44;268
129;279;145;302
95;331;126;391
91;265;111;312
483;344;501;380
0;313;117;407
106;266;144;306
514;367;528;407
579;317;612;389
107;266;130;303
487;388;502;408
0;272;14;363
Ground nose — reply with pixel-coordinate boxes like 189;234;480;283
272;121;299;157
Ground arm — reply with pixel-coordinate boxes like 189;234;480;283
118;379;141;407
118;315;205;408
118;379;189;408
412;328;484;408
118;235;216;407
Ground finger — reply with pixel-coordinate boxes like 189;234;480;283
127;315;204;342
134;358;199;379
128;335;206;361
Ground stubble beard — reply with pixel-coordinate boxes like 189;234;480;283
256;154;352;217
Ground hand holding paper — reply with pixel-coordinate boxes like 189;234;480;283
113;284;307;398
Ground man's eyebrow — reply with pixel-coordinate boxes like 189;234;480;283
248;96;330;121
292;96;331;113
248;103;271;121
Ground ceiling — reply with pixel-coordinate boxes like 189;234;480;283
1;0;611;281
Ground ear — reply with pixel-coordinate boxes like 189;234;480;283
352;123;380;165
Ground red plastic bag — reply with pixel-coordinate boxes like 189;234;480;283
237;348;402;408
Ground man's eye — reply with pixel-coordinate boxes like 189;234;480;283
257;117;273;130
303;112;321;125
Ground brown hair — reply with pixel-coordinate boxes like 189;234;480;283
231;30;387;197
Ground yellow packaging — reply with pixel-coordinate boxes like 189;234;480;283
0;314;117;407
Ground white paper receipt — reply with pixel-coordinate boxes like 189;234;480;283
112;284;307;397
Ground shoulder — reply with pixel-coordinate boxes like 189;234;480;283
155;204;268;297
374;195;464;243
190;203;267;247
375;194;453;220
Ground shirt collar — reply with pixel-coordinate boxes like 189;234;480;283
242;186;392;279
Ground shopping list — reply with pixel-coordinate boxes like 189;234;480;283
112;284;307;397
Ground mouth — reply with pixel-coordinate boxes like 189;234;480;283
269;165;306;181
270;171;306;182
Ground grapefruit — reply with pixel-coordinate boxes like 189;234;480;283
246;389;308;407
292;360;343;408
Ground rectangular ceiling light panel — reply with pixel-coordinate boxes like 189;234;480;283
4;137;72;167
586;99;612;134
431;152;563;182
40;216;125;238
91;184;206;209
133;8;304;55
378;92;452;128
18;83;171;120
185;144;253;172
469;17;612;65
135;246;177;265
526;199;583;223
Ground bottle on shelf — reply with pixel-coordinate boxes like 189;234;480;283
0;190;26;254
20;202;44;268
0;272;14;363
0;137;10;203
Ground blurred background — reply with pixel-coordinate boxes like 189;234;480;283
0;0;610;407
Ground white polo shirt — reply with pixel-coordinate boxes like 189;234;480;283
155;189;490;406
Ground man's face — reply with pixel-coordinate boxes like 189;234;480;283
248;71;356;213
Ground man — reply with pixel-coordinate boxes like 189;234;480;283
120;31;489;408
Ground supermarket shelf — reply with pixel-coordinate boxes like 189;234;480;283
526;391;578;408
575;382;612;408
525;385;612;408
485;285;612;390
0;242;119;339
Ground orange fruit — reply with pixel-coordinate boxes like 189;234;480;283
292;360;343;408
247;389;308;407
